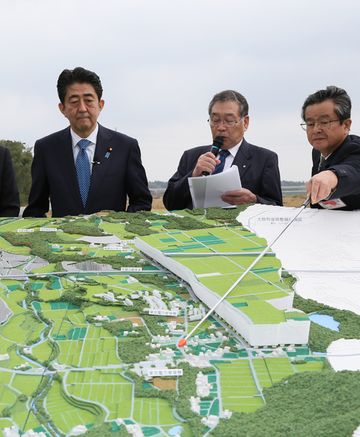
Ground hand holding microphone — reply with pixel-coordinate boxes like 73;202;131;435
192;136;224;177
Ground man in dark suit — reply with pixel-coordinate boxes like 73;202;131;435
23;67;152;218
163;90;282;210
302;86;360;210
0;145;20;216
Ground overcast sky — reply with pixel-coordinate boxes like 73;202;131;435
2;0;360;182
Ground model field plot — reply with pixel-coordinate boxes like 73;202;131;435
46;379;102;434
0;376;16;411
11;374;42;397
133;397;180;425
215;361;264;413
0;210;358;436
0;235;30;254
25;340;54;363
1;288;27;314
0;311;45;345
66;370;133;420
78;325;120;368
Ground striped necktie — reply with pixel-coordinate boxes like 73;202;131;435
213;149;230;174
76;139;91;207
318;155;326;172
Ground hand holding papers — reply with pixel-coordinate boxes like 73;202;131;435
188;165;242;208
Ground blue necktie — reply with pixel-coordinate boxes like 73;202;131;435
213;149;230;174
76;139;91;207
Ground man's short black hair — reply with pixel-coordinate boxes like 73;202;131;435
301;86;351;122
57;67;103;103
208;90;249;118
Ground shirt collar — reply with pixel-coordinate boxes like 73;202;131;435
226;139;243;158
321;152;332;160
71;124;99;149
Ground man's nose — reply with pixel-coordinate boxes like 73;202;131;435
78;100;87;111
217;121;227;131
314;122;324;132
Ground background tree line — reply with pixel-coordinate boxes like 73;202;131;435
1;139;32;205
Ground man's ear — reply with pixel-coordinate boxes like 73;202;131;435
243;115;250;131
58;102;66;116
344;118;352;132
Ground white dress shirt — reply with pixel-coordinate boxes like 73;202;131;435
71;124;99;174
223;139;243;171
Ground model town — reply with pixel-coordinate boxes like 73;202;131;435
0;207;359;437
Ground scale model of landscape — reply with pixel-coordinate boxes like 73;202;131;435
0;207;359;437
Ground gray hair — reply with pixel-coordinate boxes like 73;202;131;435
208;90;249;118
301;86;351;122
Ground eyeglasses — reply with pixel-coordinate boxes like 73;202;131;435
300;119;340;131
208;118;242;128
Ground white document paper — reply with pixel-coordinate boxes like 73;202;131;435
188;165;242;208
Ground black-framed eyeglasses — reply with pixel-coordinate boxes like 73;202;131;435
207;118;241;128
300;119;340;131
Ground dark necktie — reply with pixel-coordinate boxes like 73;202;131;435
76;139;91;207
318;155;326;172
213;149;230;174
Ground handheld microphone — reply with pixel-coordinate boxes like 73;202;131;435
202;136;224;176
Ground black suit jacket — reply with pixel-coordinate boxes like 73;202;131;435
311;134;360;210
23;124;152;217
163;139;282;210
0;146;20;217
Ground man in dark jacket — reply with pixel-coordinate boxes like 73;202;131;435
23;67;152;217
163;90;282;210
302;86;360;210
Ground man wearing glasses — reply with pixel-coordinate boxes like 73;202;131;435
302;86;360;210
163;90;282;210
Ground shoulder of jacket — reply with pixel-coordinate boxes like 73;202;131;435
243;141;278;157
98;125;137;145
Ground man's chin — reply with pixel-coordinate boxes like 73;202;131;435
75;122;93;132
312;140;328;151
220;139;234;149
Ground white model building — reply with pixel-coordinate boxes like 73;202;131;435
196;372;212;397
135;236;310;347
94;291;116;302
146;368;183;377
148;309;179;317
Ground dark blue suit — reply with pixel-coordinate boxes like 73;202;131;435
23;124;152;217
163;139;282;210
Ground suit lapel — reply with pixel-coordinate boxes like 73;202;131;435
232;139;252;179
87;125;114;200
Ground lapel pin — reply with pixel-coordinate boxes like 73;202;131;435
243;164;246;168
105;146;113;159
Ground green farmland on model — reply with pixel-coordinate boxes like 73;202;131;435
0;208;359;437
